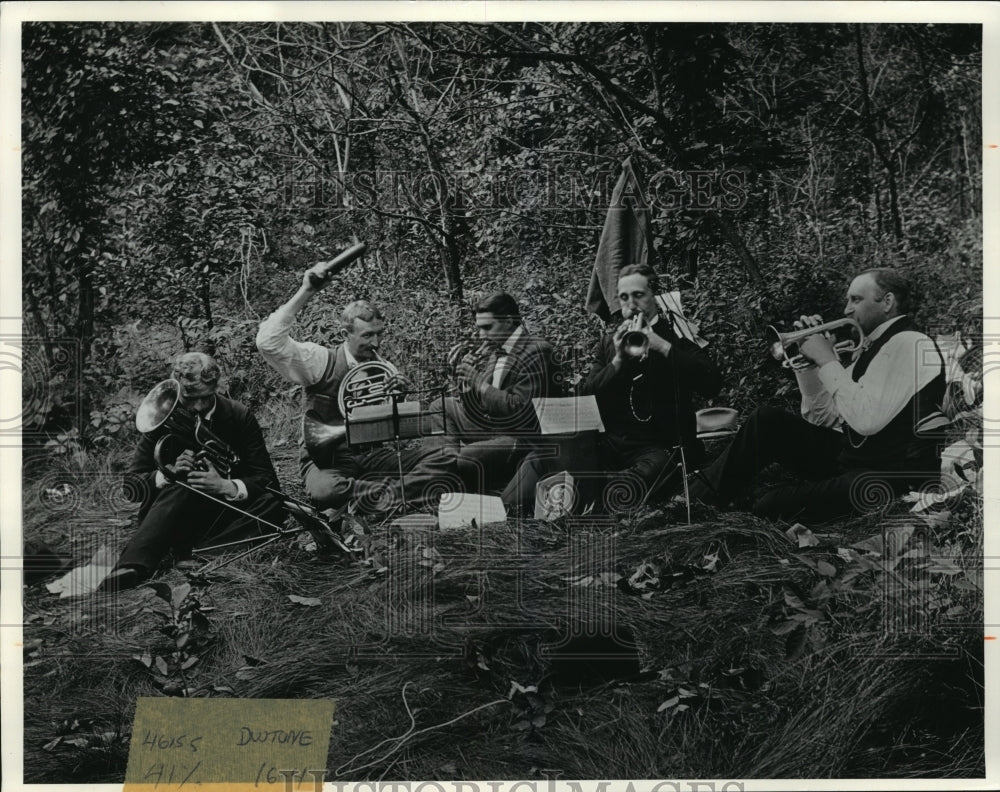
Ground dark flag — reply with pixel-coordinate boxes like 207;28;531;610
585;157;655;322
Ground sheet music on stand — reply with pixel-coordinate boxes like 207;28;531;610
531;396;605;435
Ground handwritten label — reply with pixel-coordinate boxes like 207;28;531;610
124;698;335;792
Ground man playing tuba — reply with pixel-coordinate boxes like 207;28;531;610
688;268;946;521
256;260;460;514
99;353;285;592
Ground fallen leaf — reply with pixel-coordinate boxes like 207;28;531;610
154;656;169;676
816;561;836;577
288;595;322;607
795;527;819;548
920;510;952;529
851;534;883;555
926;557;962;575
146;582;173;604
170;583;192;610
657;697;680;711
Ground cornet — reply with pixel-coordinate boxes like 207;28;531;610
620;313;650;360
768;317;866;370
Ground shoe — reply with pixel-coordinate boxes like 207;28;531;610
96;566;147;594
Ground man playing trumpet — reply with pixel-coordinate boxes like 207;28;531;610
256;259;460;514
689;268;945;521
503;264;722;513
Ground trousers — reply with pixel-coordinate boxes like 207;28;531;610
502;431;685;515
689;406;934;522
303;435;460;512
117;484;285;571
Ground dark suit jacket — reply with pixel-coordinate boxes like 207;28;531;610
457;329;560;436
581;319;722;453
125;395;280;520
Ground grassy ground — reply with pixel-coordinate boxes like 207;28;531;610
21;421;985;782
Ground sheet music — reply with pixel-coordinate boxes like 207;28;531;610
532;396;606;435
437;493;507;530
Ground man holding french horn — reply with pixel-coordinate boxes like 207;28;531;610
256;257;460;514
689;268;946;521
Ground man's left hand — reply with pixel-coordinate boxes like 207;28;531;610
798;332;837;366
187;459;238;499
385;373;413;396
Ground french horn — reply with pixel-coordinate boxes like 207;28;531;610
303;359;401;464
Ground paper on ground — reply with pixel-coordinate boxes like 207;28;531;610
46;545;117;598
438;492;506;529
532;396;605;435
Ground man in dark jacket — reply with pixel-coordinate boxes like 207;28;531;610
446;293;561;493
688;268;945;521
504;264;722;513
99;353;284;592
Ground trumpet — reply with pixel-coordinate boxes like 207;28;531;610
620;313;650;360
768;317;866;370
135;378;239;478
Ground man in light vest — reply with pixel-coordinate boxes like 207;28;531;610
689;268;945;521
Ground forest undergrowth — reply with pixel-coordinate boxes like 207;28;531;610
21;390;985;782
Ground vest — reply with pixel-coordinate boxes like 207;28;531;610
298;346;353;470
838;317;945;471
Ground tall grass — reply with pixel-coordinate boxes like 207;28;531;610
22;393;984;782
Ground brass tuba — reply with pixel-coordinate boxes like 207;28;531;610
768;318;866;370
135;379;240;477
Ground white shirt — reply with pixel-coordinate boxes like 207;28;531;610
256;303;336;387
492;325;525;388
797;315;942;437
255;303;395;386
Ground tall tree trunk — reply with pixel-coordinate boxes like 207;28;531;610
854;24;903;242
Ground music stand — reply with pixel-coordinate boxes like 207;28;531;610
343;386;448;512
